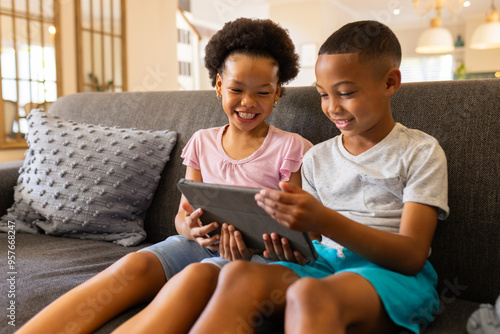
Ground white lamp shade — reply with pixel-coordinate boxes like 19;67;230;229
470;21;500;49
416;27;455;54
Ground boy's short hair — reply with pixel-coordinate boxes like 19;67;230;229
319;20;402;74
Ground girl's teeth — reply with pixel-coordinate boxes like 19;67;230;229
238;112;256;119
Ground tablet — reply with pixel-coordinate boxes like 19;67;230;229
177;179;318;261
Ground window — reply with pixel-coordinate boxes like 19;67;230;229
76;0;126;92
0;0;60;148
400;55;454;83
178;28;190;45
179;61;191;77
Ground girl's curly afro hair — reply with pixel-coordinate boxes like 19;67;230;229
204;18;299;88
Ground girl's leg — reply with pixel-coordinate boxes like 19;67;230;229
285;272;398;334
112;263;221;334
16;251;166;334
190;261;300;334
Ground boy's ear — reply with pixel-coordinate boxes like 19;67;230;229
384;68;401;96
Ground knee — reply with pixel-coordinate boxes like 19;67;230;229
110;251;163;282
180;263;220;286
287;278;332;313
218;261;265;292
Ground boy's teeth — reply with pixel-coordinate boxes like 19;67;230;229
238;112;256;119
336;119;350;124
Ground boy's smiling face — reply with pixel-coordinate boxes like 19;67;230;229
315;53;399;154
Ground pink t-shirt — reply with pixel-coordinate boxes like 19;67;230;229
181;125;313;190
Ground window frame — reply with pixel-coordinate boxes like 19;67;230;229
0;0;62;149
75;0;127;92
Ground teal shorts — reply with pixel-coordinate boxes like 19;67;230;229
277;240;439;334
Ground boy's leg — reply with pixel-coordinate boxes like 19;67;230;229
285;272;398;334
190;261;300;334
16;251;166;334
112;263;220;334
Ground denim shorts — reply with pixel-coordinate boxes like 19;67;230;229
277;240;439;334
139;235;270;280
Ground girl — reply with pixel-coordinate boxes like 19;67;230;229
17;18;312;334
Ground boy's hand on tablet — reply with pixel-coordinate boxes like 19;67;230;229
255;181;324;234
263;233;308;265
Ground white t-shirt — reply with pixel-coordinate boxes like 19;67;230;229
301;123;449;250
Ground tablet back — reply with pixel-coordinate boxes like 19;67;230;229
177;179;318;261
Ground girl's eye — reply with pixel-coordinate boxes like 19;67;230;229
259;92;271;96
229;89;242;93
319;93;328;99
339;92;355;97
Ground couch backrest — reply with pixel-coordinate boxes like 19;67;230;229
49;79;499;304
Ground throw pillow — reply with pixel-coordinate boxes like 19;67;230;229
0;110;177;246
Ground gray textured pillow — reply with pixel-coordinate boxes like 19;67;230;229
0;110;177;246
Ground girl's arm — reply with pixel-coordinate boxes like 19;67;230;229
174;167;220;248
256;182;438;275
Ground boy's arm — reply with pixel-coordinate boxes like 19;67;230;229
256;182;438;275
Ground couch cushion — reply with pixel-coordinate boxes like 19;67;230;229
0;110;177;246
0;233;150;333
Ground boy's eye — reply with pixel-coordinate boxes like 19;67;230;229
259;92;271;96
339;91;355;97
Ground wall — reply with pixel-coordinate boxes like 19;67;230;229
269;0;354;86
125;0;178;92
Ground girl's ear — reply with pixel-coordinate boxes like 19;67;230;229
216;73;223;95
275;83;282;100
384;68;401;96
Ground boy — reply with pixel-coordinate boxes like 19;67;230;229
188;20;449;334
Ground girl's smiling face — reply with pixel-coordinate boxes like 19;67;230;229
216;54;281;134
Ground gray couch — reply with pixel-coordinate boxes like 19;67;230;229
0;79;498;333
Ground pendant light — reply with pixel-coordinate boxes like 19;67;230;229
416;17;455;54
470;0;500;49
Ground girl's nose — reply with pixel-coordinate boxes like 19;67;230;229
241;94;256;107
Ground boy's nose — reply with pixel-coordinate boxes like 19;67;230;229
327;102;343;115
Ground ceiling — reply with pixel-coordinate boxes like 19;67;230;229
190;0;496;31
328;0;494;28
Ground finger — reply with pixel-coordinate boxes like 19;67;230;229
280;238;297;263
233;230;251;260
271;233;286;261
181;201;194;214
279;181;302;194
196;234;220;248
293;250;309;266
256;200;295;228
263;233;278;260
219;223;230;259
192;222;219;239
228;226;242;260
257;188;297;205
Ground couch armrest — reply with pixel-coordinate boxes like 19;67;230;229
0;160;23;217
